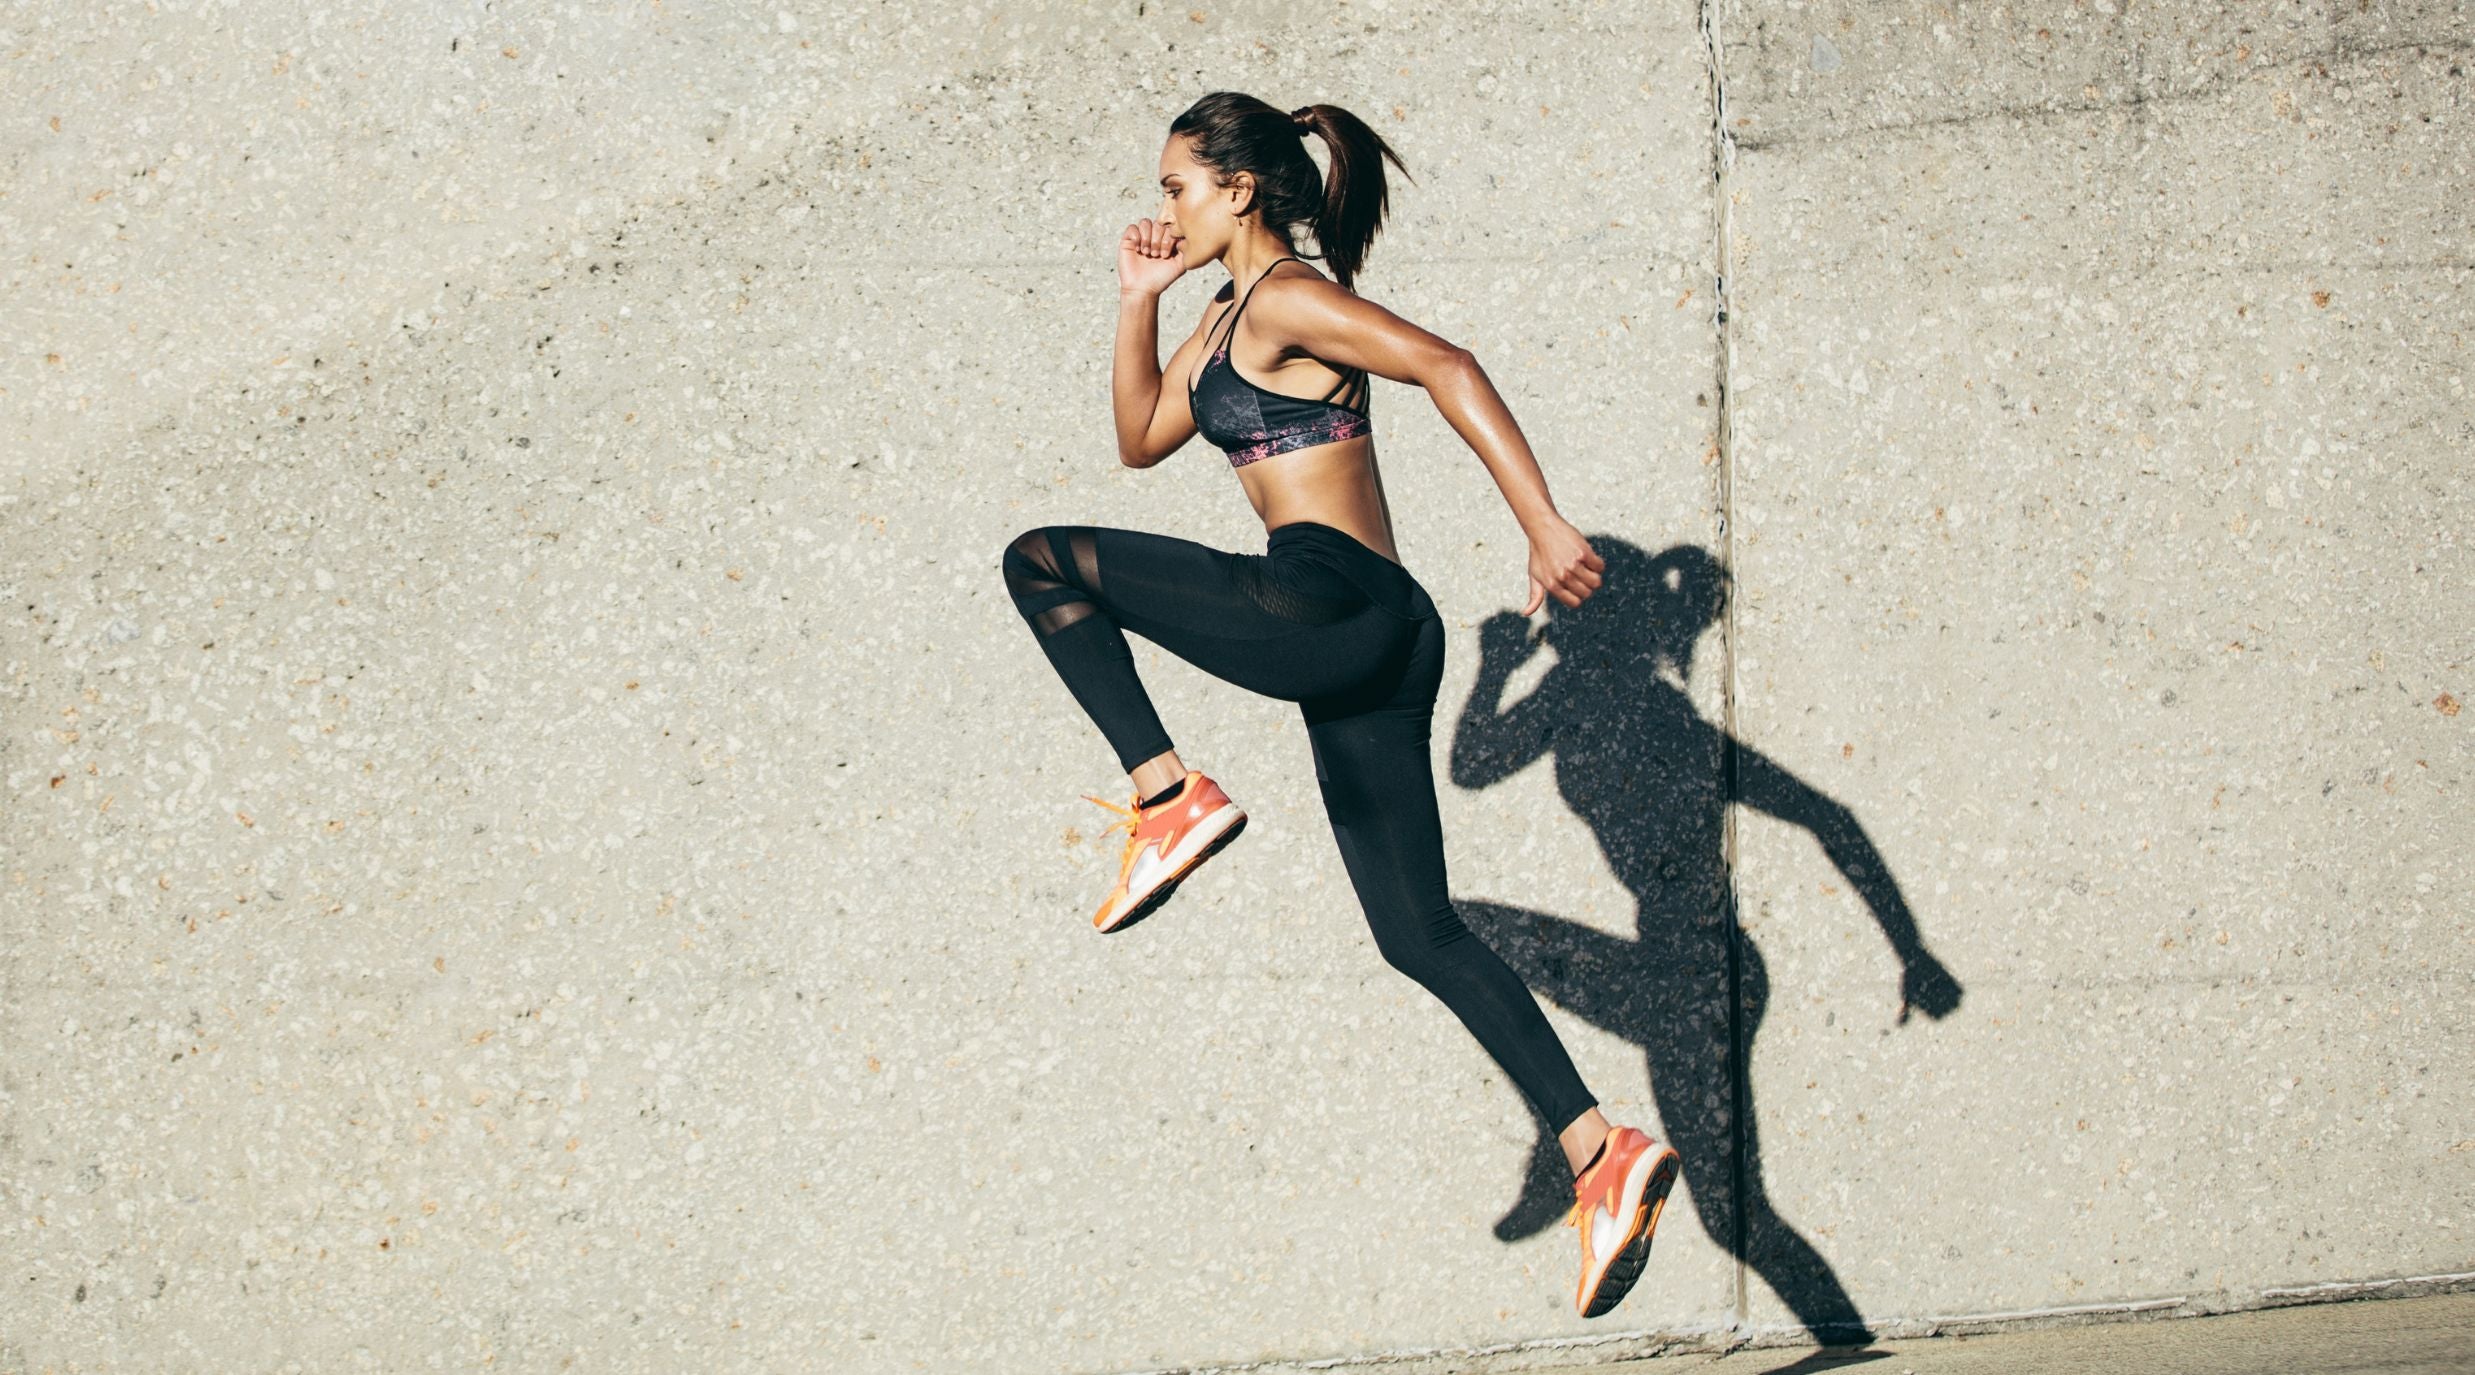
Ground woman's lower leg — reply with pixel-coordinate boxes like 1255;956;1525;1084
1306;689;1606;1158
1559;1106;1614;1177
1002;528;1178;774
1006;524;1393;784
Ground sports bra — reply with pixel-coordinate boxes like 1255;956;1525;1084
1187;256;1372;467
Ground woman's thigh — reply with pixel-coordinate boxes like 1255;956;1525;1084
1299;606;1445;731
1301;613;1451;907
1063;524;1414;704
1301;614;1447;821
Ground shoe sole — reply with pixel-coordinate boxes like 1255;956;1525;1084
1580;1146;1681;1319
1095;805;1247;934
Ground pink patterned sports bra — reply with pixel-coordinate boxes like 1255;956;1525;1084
1187;257;1372;467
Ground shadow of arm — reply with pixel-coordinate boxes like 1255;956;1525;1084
1448;612;1557;788
1733;740;1962;1020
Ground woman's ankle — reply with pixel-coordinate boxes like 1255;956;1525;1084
1138;775;1188;808
1558;1107;1614;1177
1129;751;1187;804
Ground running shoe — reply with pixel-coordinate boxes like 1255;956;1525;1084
1566;1124;1682;1319
1081;769;1247;934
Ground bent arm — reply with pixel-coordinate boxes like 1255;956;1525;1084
1735;740;1935;969
1422;352;1564;537
1243;278;1564;535
1112;286;1206;468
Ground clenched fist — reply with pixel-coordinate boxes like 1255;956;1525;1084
1119;218;1188;296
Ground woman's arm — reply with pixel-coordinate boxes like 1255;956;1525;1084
1243;276;1605;611
1110;218;1207;469
1111;285;1208;468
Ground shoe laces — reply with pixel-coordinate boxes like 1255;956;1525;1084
1081;791;1147;869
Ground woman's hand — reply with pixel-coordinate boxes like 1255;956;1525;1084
1522;515;1604;615
1118;218;1188;296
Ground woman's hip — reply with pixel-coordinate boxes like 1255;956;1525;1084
1264;521;1437;623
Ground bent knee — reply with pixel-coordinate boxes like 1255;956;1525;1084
1374;908;1475;974
1001;527;1056;576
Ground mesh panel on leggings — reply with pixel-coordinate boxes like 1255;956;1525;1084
1003;529;1098;636
1231;557;1365;626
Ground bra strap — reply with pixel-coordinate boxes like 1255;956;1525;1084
1212;255;1304;354
1317;369;1368;408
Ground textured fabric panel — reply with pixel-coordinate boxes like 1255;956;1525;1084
1002;529;1099;638
1231;554;1367;625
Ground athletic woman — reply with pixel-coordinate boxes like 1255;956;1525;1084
1000;92;1680;1320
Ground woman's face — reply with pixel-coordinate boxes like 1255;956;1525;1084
1155;135;1247;263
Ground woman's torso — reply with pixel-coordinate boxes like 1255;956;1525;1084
1187;258;1403;566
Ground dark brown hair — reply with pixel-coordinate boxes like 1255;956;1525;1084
1169;92;1413;293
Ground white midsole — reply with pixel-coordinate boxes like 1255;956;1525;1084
1586;1146;1665;1286
1115;804;1244;910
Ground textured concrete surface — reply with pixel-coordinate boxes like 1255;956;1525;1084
1717;0;2472;1340
1544;1291;2475;1374
1;1;2467;1373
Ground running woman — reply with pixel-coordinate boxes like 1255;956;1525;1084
1000;92;1679;1319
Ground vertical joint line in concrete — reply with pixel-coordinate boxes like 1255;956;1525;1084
1697;0;1748;1334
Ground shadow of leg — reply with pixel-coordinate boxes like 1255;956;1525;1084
1737;938;1876;1344
1492;1108;1582;1242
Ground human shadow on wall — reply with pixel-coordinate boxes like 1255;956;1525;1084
1446;537;1963;1344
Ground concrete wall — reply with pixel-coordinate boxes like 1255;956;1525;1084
1;1;2465;1371
1718;0;2472;1335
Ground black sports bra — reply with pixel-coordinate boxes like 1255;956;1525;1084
1187;257;1372;467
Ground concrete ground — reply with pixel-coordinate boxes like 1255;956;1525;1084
1535;1293;2475;1374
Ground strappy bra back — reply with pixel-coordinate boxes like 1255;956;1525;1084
1188;256;1373;468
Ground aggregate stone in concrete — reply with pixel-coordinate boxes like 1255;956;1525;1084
1537;1291;2475;1375
1721;0;2471;151
0;0;975;492
1717;0;2471;1339
1;1;1741;1371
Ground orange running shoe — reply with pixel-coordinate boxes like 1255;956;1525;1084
1081;769;1247;934
1566;1124;1682;1319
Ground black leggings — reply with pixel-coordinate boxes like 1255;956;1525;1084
1001;519;1599;1134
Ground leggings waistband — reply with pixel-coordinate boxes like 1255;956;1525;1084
1265;521;1436;622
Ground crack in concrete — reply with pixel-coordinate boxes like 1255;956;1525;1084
1733;36;2473;152
1697;0;1749;1336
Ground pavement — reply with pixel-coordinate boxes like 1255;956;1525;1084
1531;1293;2475;1375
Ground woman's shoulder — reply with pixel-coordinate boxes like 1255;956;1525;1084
1266;260;1346;295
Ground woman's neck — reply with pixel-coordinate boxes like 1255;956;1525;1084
1225;242;1299;288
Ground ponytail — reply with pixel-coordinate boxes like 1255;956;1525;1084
1170;93;1414;292
1285;102;1412;291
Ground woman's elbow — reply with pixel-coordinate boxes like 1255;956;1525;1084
1425;345;1480;388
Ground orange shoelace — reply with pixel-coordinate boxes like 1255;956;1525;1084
1081;792;1147;872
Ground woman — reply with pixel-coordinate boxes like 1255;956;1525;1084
1000;92;1679;1320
